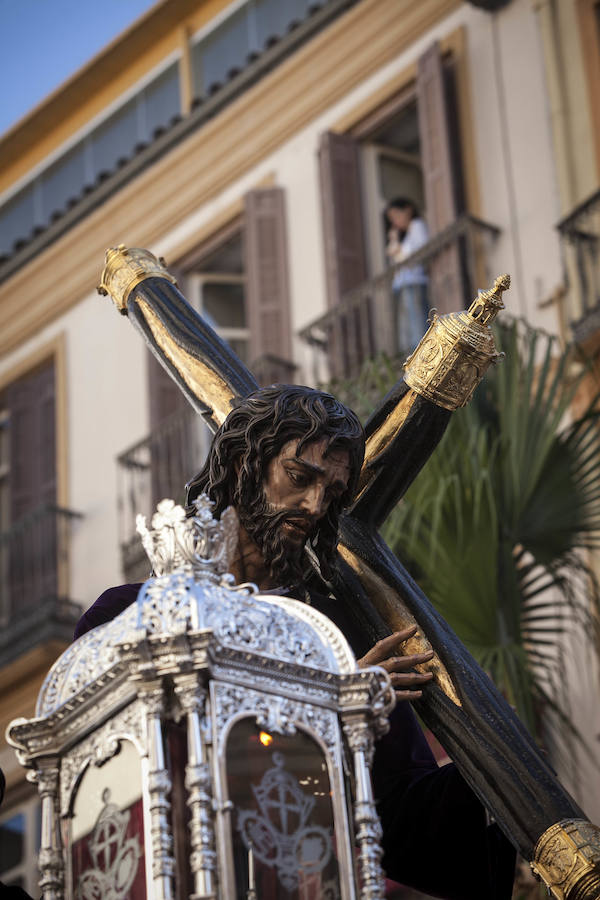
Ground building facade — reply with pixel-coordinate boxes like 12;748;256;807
0;0;599;893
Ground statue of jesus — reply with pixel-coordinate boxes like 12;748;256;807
77;382;516;898
87;245;600;900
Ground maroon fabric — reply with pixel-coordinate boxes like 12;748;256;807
71;798;146;899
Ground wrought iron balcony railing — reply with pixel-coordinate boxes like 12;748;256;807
118;406;210;582
299;214;501;382
0;503;82;664
557;188;600;345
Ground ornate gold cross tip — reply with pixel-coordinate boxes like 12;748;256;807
403;273;511;410
466;273;511;327
96;244;176;314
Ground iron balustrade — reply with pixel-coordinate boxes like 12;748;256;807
0;503;82;663
299;214;501;382
557;188;600;343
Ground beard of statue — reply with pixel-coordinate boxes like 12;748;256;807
236;489;317;586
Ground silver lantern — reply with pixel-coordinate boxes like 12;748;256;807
7;496;394;899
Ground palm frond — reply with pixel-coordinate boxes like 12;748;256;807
374;319;600;757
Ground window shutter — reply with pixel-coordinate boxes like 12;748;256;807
8;361;56;521
244;187;293;383
417;42;465;313
6;360;57;615
318;131;367;306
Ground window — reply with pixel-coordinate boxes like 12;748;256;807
0;796;41;894
319;44;467;313
308;43;496;379
195;6;251;94
254;0;312;48
187;232;249;363
42;144;89;218
0;62;180;255
90;98;139;178
361;100;425;276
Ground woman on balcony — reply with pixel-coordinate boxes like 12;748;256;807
385;197;429;355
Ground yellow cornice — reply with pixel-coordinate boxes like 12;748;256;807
0;0;234;192
0;0;462;358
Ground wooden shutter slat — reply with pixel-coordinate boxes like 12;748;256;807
318;131;367;307
244;187;293;379
8;361;56;521
6;360;57;613
417;42;464;313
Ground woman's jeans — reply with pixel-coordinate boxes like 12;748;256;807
394;282;429;354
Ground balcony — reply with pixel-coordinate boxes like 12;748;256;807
299;214;501;382
118;406;210;582
557;188;600;348
0;504;82;665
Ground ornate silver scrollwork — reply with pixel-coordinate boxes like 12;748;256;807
139;683;175;890
343;718;386;900
174;674;218;898
136;495;238;580
37;603;138;716
10;491;394;899
214;683;338;757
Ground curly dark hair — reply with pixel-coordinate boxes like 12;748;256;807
186;385;365;581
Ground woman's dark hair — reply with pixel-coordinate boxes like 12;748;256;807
386;196;419;219
186;385;365;578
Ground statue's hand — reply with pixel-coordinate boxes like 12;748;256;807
357;626;434;701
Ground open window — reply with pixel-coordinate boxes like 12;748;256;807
187;230;249;364
360;98;424;277
308;41;500;379
320;42;465;306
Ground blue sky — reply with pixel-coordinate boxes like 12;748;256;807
0;0;158;137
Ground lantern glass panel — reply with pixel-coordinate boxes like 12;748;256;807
67;739;146;898
226;718;341;899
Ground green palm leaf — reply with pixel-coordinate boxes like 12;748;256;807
373;320;600;757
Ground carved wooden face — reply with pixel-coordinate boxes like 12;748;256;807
261;438;351;546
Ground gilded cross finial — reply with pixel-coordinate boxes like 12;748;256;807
97;244;176;313
467;273;510;326
404;273;510;410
